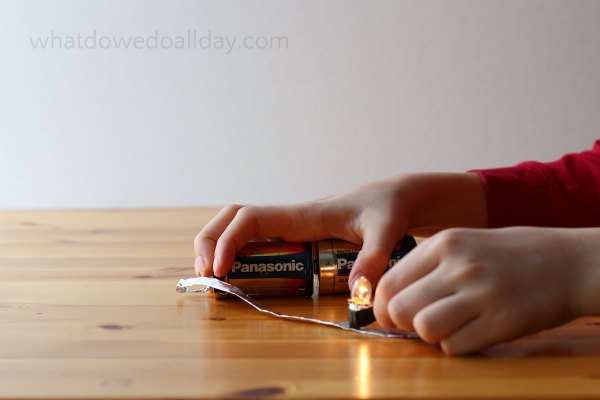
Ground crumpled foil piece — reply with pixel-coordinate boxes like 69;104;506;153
176;277;418;339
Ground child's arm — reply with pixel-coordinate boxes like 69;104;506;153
470;140;600;228
193;141;600;355
374;226;600;355
194;172;487;286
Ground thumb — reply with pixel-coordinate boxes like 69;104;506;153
348;224;401;290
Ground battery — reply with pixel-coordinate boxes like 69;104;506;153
220;235;417;297
222;241;315;297
317;235;416;294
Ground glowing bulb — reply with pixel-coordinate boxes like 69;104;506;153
350;276;372;306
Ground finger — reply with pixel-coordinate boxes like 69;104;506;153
194;204;243;256
194;256;206;277
194;204;244;276
384;267;455;332
373;237;441;330
440;306;533;355
412;292;480;344
213;203;335;277
439;310;523;355
347;222;401;289
439;317;488;355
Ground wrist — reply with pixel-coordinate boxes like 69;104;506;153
396;173;487;235
571;228;600;317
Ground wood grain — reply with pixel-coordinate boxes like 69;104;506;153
1;209;600;399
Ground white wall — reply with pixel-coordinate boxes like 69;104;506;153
1;0;600;209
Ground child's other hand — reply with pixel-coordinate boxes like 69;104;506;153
374;227;591;355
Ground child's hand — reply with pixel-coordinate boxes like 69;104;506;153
194;176;413;284
194;173;485;287
374;227;596;355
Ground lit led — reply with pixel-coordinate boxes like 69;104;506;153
348;276;375;328
350;276;372;306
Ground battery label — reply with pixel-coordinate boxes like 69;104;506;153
232;255;307;275
230;242;312;278
334;249;412;276
334;235;417;277
225;241;314;297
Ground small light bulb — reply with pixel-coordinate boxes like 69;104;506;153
350;276;372;306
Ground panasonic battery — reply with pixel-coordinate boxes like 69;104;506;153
223;241;315;297
317;235;417;295
220;235;417;297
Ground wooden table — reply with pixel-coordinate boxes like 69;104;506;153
1;209;600;399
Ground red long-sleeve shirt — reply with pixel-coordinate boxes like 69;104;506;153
469;141;600;228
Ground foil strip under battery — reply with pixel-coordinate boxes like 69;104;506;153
176;277;419;339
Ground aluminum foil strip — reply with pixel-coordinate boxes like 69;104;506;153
176;277;418;339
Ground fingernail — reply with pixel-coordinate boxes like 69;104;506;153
212;254;220;276
348;270;359;289
195;255;205;277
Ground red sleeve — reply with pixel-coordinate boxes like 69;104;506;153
469;140;600;228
